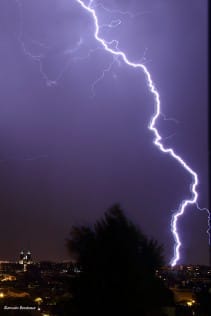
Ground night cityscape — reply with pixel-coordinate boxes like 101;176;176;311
0;0;208;315
1;244;211;315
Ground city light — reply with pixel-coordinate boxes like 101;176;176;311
34;297;43;305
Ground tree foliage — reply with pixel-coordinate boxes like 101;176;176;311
66;204;174;316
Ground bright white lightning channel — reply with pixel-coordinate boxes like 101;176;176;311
75;0;206;266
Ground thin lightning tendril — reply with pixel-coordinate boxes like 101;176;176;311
91;56;117;97
75;0;208;266
93;2;151;19
15;0;83;86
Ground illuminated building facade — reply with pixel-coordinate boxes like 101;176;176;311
19;250;33;271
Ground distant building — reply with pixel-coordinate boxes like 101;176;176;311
0;261;21;274
26;251;32;263
19;250;33;271
19;250;25;264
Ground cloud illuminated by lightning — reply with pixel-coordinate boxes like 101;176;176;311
74;0;206;266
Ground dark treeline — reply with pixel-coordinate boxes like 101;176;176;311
61;204;174;316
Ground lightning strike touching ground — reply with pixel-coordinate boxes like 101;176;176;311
75;0;207;266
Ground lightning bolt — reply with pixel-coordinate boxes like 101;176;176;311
90;46;149;98
75;0;208;266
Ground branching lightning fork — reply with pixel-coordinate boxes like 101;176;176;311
75;0;206;266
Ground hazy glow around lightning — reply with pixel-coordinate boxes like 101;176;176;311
75;0;200;266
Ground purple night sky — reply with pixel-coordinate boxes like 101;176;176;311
0;0;208;264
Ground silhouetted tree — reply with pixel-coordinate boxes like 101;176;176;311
66;204;174;316
195;286;211;316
